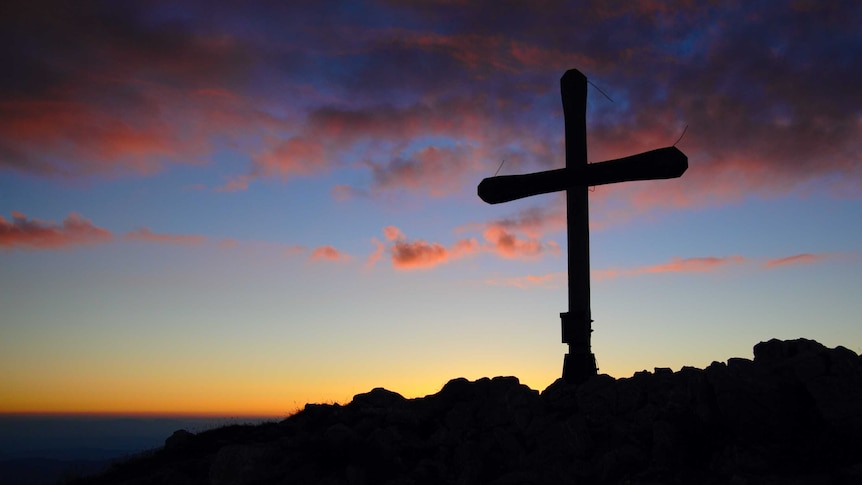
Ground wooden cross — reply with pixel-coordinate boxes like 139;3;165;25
478;69;688;383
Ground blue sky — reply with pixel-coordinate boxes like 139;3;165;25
1;0;861;415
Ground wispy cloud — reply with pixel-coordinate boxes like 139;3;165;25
593;256;746;280
0;211;112;249
216;174;256;193
0;212;317;257
488;251;839;287
764;253;827;269
367;144;481;197
218;238;240;249
365;238;386;269
124;228;206;246
485;272;566;289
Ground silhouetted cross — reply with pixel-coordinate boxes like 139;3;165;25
478;69;688;383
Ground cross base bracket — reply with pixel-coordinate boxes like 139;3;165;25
560;311;597;383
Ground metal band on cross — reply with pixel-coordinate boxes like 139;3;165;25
478;69;688;383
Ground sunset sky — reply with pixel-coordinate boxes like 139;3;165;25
2;1;861;416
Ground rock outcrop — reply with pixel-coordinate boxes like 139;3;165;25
72;339;862;484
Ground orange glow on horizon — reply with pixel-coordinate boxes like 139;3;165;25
1;364;569;418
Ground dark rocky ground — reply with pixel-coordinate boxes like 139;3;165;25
70;339;862;484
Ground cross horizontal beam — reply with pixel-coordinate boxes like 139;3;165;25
478;146;687;205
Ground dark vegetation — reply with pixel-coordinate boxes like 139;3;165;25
69;339;862;484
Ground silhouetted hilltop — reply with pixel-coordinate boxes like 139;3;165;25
72;339;862;484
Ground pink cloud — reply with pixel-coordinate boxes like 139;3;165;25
0;212;113;249
390;239;450;269
124;227;206;246
0;99;188;176
310;245;350;262
764;253;825;269
252;137;328;179
0;82;290;180
382;226;480;270
219;137;331;192
378;222;560;270
481;225;559;259
458;209;564;261
383;226;404;241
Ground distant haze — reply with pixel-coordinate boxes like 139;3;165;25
0;415;274;460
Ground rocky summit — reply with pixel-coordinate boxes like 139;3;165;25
72;339;862;484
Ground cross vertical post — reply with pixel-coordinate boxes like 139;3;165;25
476;68;687;385
560;70;597;383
